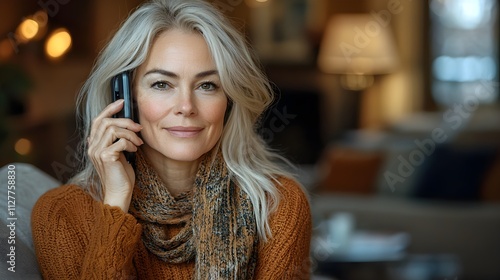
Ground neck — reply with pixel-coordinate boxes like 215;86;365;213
140;146;201;197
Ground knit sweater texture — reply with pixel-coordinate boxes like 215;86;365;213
31;177;311;279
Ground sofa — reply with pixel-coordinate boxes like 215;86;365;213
307;109;500;280
0;163;59;280
310;193;500;279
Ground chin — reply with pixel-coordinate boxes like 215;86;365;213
161;146;212;162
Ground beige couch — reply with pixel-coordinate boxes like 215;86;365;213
310;193;500;279
0;163;59;280
307;109;500;280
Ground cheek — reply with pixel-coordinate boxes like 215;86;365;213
205;99;228;127
137;98;166;124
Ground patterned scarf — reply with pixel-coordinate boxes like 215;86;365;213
129;150;258;279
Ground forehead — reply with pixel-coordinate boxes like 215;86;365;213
144;29;215;69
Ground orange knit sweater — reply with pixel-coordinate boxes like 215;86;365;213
31;177;312;279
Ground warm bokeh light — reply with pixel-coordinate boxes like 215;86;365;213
17;19;39;41
0;39;14;61
245;0;269;7
33;10;48;27
14;138;32;155
30;10;49;40
45;28;72;59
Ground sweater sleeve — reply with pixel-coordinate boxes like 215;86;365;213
31;185;142;279
254;178;312;280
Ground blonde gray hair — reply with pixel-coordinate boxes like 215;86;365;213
70;0;295;240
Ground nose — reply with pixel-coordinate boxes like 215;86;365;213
174;89;196;117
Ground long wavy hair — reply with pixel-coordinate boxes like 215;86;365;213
70;0;296;240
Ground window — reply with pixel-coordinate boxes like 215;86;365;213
430;0;498;106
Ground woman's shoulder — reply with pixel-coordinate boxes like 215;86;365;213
270;176;311;227
260;176;312;260
35;184;92;207
32;184;94;223
273;176;310;208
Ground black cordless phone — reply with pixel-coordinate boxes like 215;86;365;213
111;71;136;165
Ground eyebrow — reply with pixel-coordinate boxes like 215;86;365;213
144;69;219;79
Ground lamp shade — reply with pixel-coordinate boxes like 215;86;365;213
318;14;399;75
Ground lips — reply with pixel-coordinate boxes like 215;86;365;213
165;126;204;138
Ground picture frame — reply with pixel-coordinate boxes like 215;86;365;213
249;0;315;64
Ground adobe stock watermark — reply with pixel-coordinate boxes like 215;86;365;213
7;0;71;54
384;80;498;191
285;222;332;279
340;0;413;63
260;106;297;143
51;144;79;182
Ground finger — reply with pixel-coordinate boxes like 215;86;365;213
89;138;138;164
97;126;144;148
90;117;142;146
100;138;140;162
92;117;142;139
88;129;142;163
98;99;125;120
116;138;140;153
106;117;142;131
90;99;125;139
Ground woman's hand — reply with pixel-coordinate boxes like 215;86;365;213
88;99;143;212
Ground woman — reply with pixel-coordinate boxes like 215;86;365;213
32;0;311;279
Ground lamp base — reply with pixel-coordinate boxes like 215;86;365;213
340;74;374;91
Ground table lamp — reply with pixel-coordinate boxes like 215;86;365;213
318;14;399;90
318;14;399;129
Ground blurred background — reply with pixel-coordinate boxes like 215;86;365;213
1;0;500;279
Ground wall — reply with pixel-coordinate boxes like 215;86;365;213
363;0;426;128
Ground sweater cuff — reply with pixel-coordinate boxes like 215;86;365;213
96;202;142;254
81;202;142;278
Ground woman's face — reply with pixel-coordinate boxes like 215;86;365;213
134;29;227;163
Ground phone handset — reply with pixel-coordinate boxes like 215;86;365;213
111;71;136;165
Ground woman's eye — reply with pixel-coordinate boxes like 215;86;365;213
199;82;218;91
152;81;169;90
